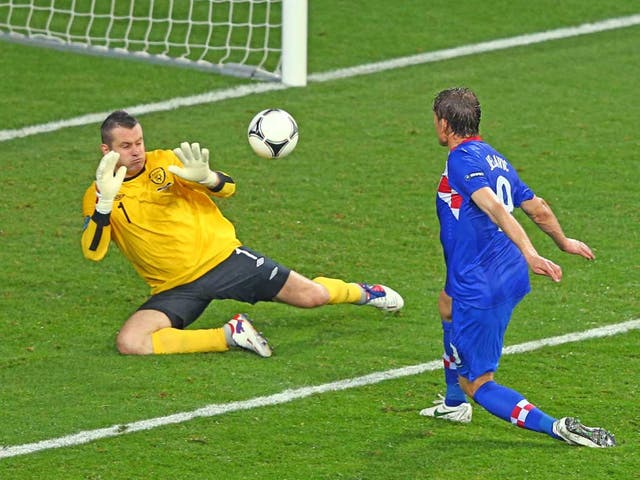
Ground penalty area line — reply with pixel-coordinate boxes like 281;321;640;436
1;14;640;143
1;318;638;459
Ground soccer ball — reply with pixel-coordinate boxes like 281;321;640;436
247;108;299;159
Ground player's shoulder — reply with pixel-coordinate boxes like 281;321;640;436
449;141;486;171
455;140;516;170
459;139;498;160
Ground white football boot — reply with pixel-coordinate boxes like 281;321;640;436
552;417;616;448
227;314;272;358
419;395;473;423
359;283;404;312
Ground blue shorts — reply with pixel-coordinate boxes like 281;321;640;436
449;298;520;382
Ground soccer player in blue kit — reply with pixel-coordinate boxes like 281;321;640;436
420;87;616;447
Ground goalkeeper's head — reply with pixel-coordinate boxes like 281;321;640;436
100;110;146;178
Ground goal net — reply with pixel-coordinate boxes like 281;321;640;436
0;0;307;85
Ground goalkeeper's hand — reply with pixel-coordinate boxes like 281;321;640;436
169;142;219;188
95;151;127;214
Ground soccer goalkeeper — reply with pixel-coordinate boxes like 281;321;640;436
81;110;403;358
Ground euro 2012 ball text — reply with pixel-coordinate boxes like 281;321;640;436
247;109;299;159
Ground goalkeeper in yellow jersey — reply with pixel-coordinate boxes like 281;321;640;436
81;110;404;358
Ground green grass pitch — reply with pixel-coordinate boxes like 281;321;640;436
0;1;639;478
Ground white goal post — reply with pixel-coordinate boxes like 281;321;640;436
0;0;307;86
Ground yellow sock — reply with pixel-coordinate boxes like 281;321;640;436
151;327;229;354
313;276;363;304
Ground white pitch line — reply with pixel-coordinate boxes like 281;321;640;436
306;13;640;82
1;13;639;143
1;318;638;459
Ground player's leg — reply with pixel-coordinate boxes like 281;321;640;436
117;308;227;355
460;372;614;446
117;281;270;357
420;290;471;422
437;290;467;406
118;310;270;357
451;299;614;446
220;246;403;311
275;271;366;307
274;272;403;311
117;309;172;354
274;269;404;311
274;270;332;307
451;299;558;436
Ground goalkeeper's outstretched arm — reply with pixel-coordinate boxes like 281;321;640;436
81;151;125;261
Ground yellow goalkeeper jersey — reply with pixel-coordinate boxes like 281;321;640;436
81;149;241;294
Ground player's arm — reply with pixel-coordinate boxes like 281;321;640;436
80;152;126;261
471;186;563;282
81;208;112;261
194;170;236;198
169;142;236;198
520;195;595;260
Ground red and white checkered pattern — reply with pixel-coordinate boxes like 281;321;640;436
442;353;458;370
510;399;534;427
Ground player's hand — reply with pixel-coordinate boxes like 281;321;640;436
561;238;595;260
95;151;127;214
528;254;563;282
169;142;219;188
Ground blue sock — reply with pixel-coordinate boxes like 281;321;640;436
441;320;466;406
473;381;558;437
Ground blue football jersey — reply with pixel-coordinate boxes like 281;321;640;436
436;138;535;308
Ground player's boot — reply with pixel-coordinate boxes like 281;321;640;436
227;314;272;358
359;283;404;312
552;417;616;448
419;395;472;423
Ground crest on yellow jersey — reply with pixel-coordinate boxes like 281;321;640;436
149;167;166;185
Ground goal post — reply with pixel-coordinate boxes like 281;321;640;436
0;0;307;86
281;0;307;87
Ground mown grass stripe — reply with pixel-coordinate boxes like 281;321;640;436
1;14;638;143
2;318;638;459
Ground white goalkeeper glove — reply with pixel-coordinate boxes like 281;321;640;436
169;142;219;188
95;151;127;214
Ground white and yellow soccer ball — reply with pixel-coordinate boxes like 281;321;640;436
247;108;299;159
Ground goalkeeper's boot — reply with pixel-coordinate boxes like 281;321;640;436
227;314;272;358
419;395;472;423
552;417;616;448
358;283;404;312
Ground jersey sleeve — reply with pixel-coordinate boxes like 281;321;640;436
182;170;236;198
512;178;535;207
80;184;112;261
209;171;236;197
447;151;489;199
